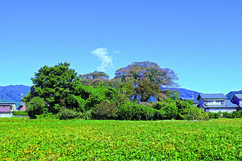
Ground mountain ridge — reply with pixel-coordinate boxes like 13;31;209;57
1;85;240;107
0;85;30;107
0;85;202;106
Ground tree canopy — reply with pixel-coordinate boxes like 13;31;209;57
115;61;178;102
22;61;209;121
80;71;109;80
80;71;109;87
24;62;81;114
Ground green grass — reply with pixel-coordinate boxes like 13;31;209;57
12;111;28;116
0;118;241;160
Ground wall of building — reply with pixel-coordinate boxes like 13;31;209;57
0;112;13;117
0;106;11;112
0;104;16;111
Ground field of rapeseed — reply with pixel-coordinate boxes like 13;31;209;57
0;118;241;160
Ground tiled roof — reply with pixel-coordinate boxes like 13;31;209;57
234;94;242;99
225;100;239;108
202;100;238;108
197;93;226;100
0;102;16;105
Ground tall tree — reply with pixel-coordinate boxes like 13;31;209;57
115;61;178;102
25;62;81;114
80;71;109;87
80;71;109;80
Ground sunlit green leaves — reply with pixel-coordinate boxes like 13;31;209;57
0;118;241;160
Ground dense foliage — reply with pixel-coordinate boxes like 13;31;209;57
80;71;109;87
115;61;178;102
208;111;242;119
0;118;241;160
12;111;28;116
0;85;202;107
23;63;86;118
22;61;231;121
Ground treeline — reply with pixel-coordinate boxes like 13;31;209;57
208;111;241;119
23;61;209;120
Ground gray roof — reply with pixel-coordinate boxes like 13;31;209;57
0;102;16;105
197;93;226;100
202;100;238;108
225;100;239;108
234;94;242;99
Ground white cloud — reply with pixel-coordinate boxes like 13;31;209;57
113;50;121;54
92;48;113;72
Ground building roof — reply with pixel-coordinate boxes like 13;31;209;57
197;93;226;100
0;102;16;105
202;100;238;108
225;100;239;108
234;94;242;99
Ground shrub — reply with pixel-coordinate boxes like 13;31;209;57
117;102;159;120
117;102;141;120
208;112;215;119
12;111;28;116
231;111;242;118
36;113;58;119
83;110;92;120
153;102;162;110
175;100;209;120
93;100;118;119
159;102;178;120
57;108;82;120
222;112;229;118
26;97;46;119
65;95;86;112
141;105;156;120
184;107;209;121
214;111;222;119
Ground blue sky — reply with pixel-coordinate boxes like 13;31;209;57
0;0;241;94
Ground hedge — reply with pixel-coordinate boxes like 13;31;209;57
12;111;28;116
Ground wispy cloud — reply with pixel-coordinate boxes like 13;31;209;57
113;50;121;54
92;48;113;72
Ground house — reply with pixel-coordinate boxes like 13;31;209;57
18;102;27;111
197;93;238;113
231;94;242;110
0;102;16;117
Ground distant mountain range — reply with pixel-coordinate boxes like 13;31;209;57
0;85;30;107
168;88;200;100
0;85;240;108
0;85;201;107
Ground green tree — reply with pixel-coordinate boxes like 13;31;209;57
176;100;208;120
163;89;180;100
80;71;109;87
93;100;118;119
26;97;46;118
115;61;178;102
24;62;81;114
153;102;178;119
